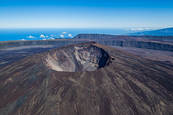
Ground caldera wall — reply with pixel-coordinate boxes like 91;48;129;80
0;40;88;50
0;37;173;52
96;40;173;51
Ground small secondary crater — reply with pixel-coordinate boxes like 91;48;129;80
44;43;110;72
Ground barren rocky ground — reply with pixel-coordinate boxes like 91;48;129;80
0;45;61;69
111;46;173;64
0;42;173;115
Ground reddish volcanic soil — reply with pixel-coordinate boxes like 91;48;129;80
0;42;173;115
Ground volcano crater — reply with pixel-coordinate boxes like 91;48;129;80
44;43;110;72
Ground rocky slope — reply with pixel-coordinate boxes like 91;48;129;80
0;42;173;115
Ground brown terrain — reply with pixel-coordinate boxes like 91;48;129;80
0;42;173;115
0;45;61;69
111;46;173;64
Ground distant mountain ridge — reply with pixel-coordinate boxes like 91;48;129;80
74;34;173;40
130;27;173;36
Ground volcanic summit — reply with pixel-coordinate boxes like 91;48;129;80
0;42;173;115
44;43;110;72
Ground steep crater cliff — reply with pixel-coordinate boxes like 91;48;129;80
44;43;110;72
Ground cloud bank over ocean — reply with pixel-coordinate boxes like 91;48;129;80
27;35;36;38
40;34;45;38
62;32;67;34
126;28;160;31
23;31;74;40
60;34;64;38
68;34;73;37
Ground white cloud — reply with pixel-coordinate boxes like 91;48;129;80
40;34;45;38
130;28;160;31
46;36;49;38
27;35;36;38
60;34;64;38
62;32;67;34
50;37;55;40
131;28;143;31
42;38;46;40
68;34;73;37
51;35;53;37
21;39;26;41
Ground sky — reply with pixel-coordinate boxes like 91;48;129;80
0;0;173;28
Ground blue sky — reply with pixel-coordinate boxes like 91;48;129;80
0;0;173;28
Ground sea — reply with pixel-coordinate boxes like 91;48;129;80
0;28;139;41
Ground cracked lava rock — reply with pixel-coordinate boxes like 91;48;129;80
0;42;173;115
